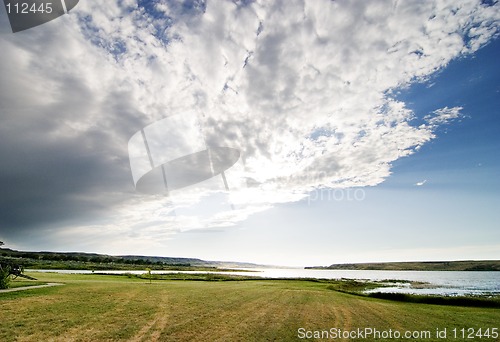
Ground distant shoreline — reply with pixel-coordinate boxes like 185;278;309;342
306;260;500;271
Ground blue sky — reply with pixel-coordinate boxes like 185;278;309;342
0;0;499;266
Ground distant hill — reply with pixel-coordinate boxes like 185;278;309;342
306;260;500;271
117;255;263;269
0;248;263;270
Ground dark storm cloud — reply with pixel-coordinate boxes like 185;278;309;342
0;36;149;239
0;91;141;236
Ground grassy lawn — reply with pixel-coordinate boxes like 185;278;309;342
5;279;47;289
0;272;498;341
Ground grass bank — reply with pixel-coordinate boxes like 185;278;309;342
0;272;498;341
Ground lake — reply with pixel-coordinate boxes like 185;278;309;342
28;268;500;296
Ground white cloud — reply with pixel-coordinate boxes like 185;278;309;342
415;180;427;186
425;106;464;126
0;0;498;238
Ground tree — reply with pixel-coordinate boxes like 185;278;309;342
0;241;4;247
0;264;10;289
0;273;9;289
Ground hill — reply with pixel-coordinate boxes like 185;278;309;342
306;260;500;271
0;248;262;270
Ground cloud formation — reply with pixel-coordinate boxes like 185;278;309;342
415;180;427;186
425;106;463;126
0;0;498;241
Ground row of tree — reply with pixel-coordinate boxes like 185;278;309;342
0;242;195;267
0;246;188;267
0;252;179;266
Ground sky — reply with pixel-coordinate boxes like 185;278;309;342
0;0;499;267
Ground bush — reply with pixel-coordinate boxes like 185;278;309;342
0;265;11;289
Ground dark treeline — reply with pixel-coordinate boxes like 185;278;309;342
0;248;197;268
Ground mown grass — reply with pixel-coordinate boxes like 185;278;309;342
5;279;46;289
0;272;499;341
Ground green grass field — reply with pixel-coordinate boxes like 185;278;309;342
0;272;499;341
4;279;47;289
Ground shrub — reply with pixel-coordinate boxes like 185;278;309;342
0;264;11;289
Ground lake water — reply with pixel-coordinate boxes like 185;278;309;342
28;268;500;296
